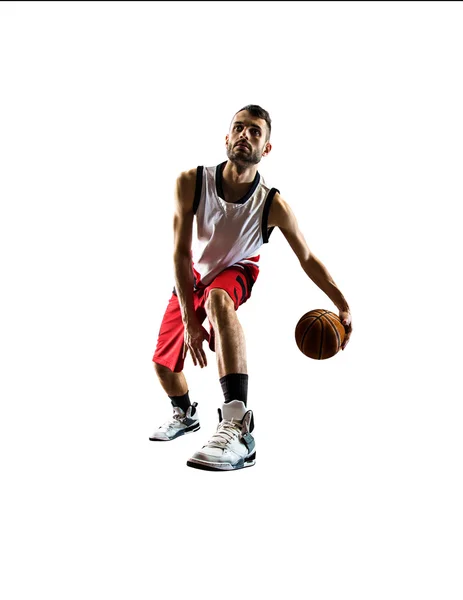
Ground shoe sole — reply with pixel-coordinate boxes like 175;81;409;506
149;423;200;442
186;451;256;471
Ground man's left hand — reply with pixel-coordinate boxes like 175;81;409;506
339;309;352;351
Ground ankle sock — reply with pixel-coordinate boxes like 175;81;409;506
220;373;248;406
168;391;191;413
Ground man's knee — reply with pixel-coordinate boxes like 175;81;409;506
205;288;234;321
154;361;175;379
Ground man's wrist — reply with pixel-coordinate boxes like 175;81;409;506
182;308;197;327
335;295;350;313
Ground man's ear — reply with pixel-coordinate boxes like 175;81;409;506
263;141;272;156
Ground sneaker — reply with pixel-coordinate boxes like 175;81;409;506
186;400;256;471
149;402;200;441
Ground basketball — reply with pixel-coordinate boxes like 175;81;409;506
295;309;345;360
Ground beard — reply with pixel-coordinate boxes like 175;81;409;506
226;142;262;166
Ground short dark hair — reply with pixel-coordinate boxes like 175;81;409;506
235;104;272;140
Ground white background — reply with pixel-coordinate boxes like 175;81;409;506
1;2;462;598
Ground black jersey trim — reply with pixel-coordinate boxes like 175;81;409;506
215;161;261;205
262;188;279;243
215;162;226;200
193;166;204;214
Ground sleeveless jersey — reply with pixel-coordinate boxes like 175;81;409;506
191;161;280;287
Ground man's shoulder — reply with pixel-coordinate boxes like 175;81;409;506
176;167;200;197
177;167;198;186
267;191;292;228
270;190;288;210
174;167;199;213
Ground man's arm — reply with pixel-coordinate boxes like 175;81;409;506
268;193;352;349
173;169;208;367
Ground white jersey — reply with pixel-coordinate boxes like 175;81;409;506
192;161;279;287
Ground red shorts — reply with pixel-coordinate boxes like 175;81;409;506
152;264;258;373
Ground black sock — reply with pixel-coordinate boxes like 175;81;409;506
168;391;191;413
219;373;248;406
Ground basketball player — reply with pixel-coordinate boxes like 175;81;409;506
150;105;352;471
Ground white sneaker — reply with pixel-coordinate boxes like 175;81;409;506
149;402;200;441
186;400;256;471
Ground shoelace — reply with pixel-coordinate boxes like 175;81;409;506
206;419;242;449
160;413;186;431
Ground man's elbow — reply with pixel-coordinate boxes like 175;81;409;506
301;253;325;282
300;250;316;270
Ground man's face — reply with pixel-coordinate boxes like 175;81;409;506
225;110;272;166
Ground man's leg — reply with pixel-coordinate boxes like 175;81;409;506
150;292;203;441
153;362;188;399
204;289;247;378
204;289;249;409
153;361;192;410
187;286;256;471
150;362;200;441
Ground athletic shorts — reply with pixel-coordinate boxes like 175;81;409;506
152;265;258;373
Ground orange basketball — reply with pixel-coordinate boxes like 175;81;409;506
295;309;345;360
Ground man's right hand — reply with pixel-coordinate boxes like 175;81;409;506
183;318;209;368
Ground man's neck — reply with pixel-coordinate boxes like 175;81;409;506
222;160;258;185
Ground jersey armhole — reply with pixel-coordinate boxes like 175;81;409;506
193;166;204;214
262;188;279;243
